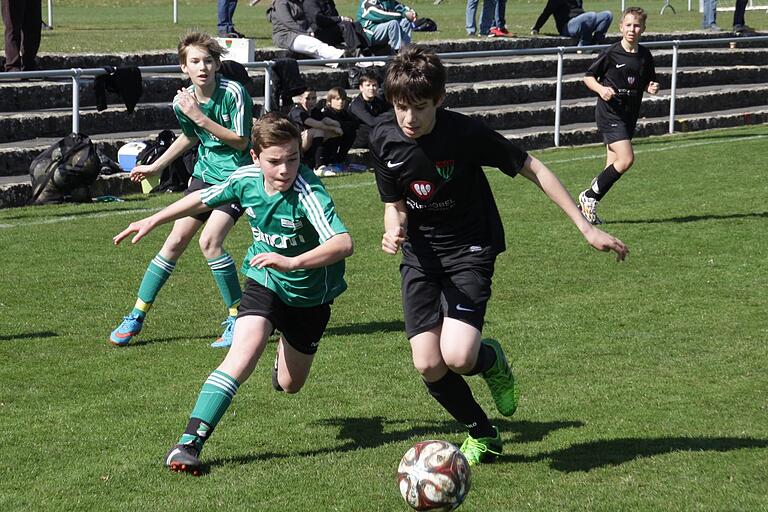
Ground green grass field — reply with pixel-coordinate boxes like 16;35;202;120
1;124;767;511
37;0;763;53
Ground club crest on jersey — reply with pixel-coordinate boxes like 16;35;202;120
435;159;455;181
410;180;435;200
627;76;636;86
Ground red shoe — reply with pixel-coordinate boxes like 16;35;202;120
489;27;511;37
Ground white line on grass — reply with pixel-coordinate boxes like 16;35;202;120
0;207;159;229
540;134;768;165
3;134;765;229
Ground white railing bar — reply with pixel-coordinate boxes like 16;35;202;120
669;41;680;134
555;47;565;147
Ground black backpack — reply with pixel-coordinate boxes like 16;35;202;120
135;129;193;193
29;133;101;204
412;17;438;32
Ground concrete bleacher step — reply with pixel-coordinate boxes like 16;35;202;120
2;33;767;208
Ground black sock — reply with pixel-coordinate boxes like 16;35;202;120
425;371;496;439
584;164;622;201
464;342;497;376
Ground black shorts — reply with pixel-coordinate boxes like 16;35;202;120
237;278;331;355
596;105;637;145
400;250;496;339
185;177;244;223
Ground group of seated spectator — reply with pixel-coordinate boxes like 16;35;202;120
267;0;416;63
288;71;392;176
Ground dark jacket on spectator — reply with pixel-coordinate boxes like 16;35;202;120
267;0;312;49
532;0;586;36
349;93;391;147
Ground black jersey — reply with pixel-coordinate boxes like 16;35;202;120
372;108;528;267
586;42;656;126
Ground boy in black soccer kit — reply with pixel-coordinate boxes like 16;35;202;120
114;113;353;475
372;47;629;465
578;7;660;225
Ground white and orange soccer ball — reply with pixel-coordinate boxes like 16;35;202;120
396;440;471;511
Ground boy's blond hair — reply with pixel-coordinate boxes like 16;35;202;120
178;32;226;66
251;112;301;157
621;7;647;25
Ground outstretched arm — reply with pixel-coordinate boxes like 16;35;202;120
249;232;353;271
129;133;197;182
518;155;629;261
113;190;212;245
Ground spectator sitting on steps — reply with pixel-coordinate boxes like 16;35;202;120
531;0;612;47
357;0;417;53
267;0;345;66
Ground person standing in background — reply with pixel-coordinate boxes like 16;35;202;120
218;0;246;38
2;0;42;71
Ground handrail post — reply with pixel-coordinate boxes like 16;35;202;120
554;47;564;147
264;62;274;112
47;0;53;28
173;0;178;24
71;68;82;134
669;40;679;134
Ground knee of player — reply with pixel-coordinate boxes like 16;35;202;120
442;353;476;374
198;234;224;256
278;377;305;394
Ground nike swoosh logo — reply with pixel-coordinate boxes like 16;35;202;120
615;64;626;68
456;304;475;312
387;161;405;169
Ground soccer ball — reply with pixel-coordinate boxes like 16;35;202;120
396;440;471;511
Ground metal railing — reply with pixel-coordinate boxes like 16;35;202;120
2;35;768;145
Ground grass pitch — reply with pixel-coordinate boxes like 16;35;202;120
1;124;767;511
38;0;764;54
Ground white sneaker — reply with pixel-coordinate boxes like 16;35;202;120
578;190;604;225
314;165;338;177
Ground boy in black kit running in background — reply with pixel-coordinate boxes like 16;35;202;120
370;47;629;466
578;7;659;225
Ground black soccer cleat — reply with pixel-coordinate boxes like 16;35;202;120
164;444;202;476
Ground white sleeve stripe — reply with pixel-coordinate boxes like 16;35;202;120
221;79;246;135
295;175;335;241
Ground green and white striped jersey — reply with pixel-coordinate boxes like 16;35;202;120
174;75;253;185
200;164;349;307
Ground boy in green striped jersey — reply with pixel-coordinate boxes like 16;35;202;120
113;112;353;475
109;32;253;349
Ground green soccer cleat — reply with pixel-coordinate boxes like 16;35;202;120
481;338;519;417
459;427;503;466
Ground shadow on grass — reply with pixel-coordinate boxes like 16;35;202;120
127;335;216;347
0;331;57;341
0;203;151;221
501;436;768;472
612;211;768;225
206;417;583;468
325;320;405;336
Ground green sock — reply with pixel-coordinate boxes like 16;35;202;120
178;370;240;453
208;252;242;311
133;254;176;318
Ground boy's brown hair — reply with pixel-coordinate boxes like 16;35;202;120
384;47;446;105
177;32;226;66
251;112;301;157
621;6;647;25
359;72;379;88
326;87;348;106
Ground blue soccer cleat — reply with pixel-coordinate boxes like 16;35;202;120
109;313;144;346
210;316;235;348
